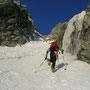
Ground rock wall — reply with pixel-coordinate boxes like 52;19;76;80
62;11;86;54
0;0;34;47
77;5;90;63
62;5;90;63
55;23;68;48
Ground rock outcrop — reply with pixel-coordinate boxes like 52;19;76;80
62;11;86;54
62;5;90;63
0;0;34;47
55;23;68;47
77;5;90;63
43;22;68;47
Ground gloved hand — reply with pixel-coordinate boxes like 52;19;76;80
62;49;64;54
45;57;47;60
59;51;61;54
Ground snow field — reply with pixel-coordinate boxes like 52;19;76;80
0;41;90;90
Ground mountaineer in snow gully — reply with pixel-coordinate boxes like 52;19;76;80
45;41;64;72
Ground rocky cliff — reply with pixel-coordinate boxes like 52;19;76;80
77;5;90;63
62;5;90;63
0;0;41;47
63;11;86;54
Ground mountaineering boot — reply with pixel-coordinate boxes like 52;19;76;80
51;65;55;73
48;61;51;66
52;68;55;72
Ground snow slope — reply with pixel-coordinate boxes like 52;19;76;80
0;41;90;90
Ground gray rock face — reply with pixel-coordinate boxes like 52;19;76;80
62;5;90;63
55;23;68;47
51;23;67;41
43;22;68;46
0;0;34;47
77;5;90;62
0;0;12;3
62;11;86;55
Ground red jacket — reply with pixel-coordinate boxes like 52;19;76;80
50;42;59;51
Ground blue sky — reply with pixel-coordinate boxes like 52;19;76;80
17;0;90;35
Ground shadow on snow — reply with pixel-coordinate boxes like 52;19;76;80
55;63;68;72
34;63;68;73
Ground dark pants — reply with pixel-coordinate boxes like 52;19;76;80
50;52;56;69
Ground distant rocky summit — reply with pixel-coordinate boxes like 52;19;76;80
43;22;68;47
0;0;42;47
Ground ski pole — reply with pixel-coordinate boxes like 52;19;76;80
34;59;46;73
62;55;67;70
62;55;65;62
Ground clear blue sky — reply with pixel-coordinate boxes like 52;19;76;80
17;0;90;35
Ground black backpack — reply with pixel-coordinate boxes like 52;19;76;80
50;46;56;52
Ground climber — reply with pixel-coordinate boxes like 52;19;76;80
45;41;64;72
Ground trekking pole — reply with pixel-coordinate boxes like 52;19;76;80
34;59;46;73
62;54;67;70
62;55;65;62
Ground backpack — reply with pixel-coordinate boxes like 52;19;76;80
50;45;56;58
50;41;59;51
50;45;56;52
